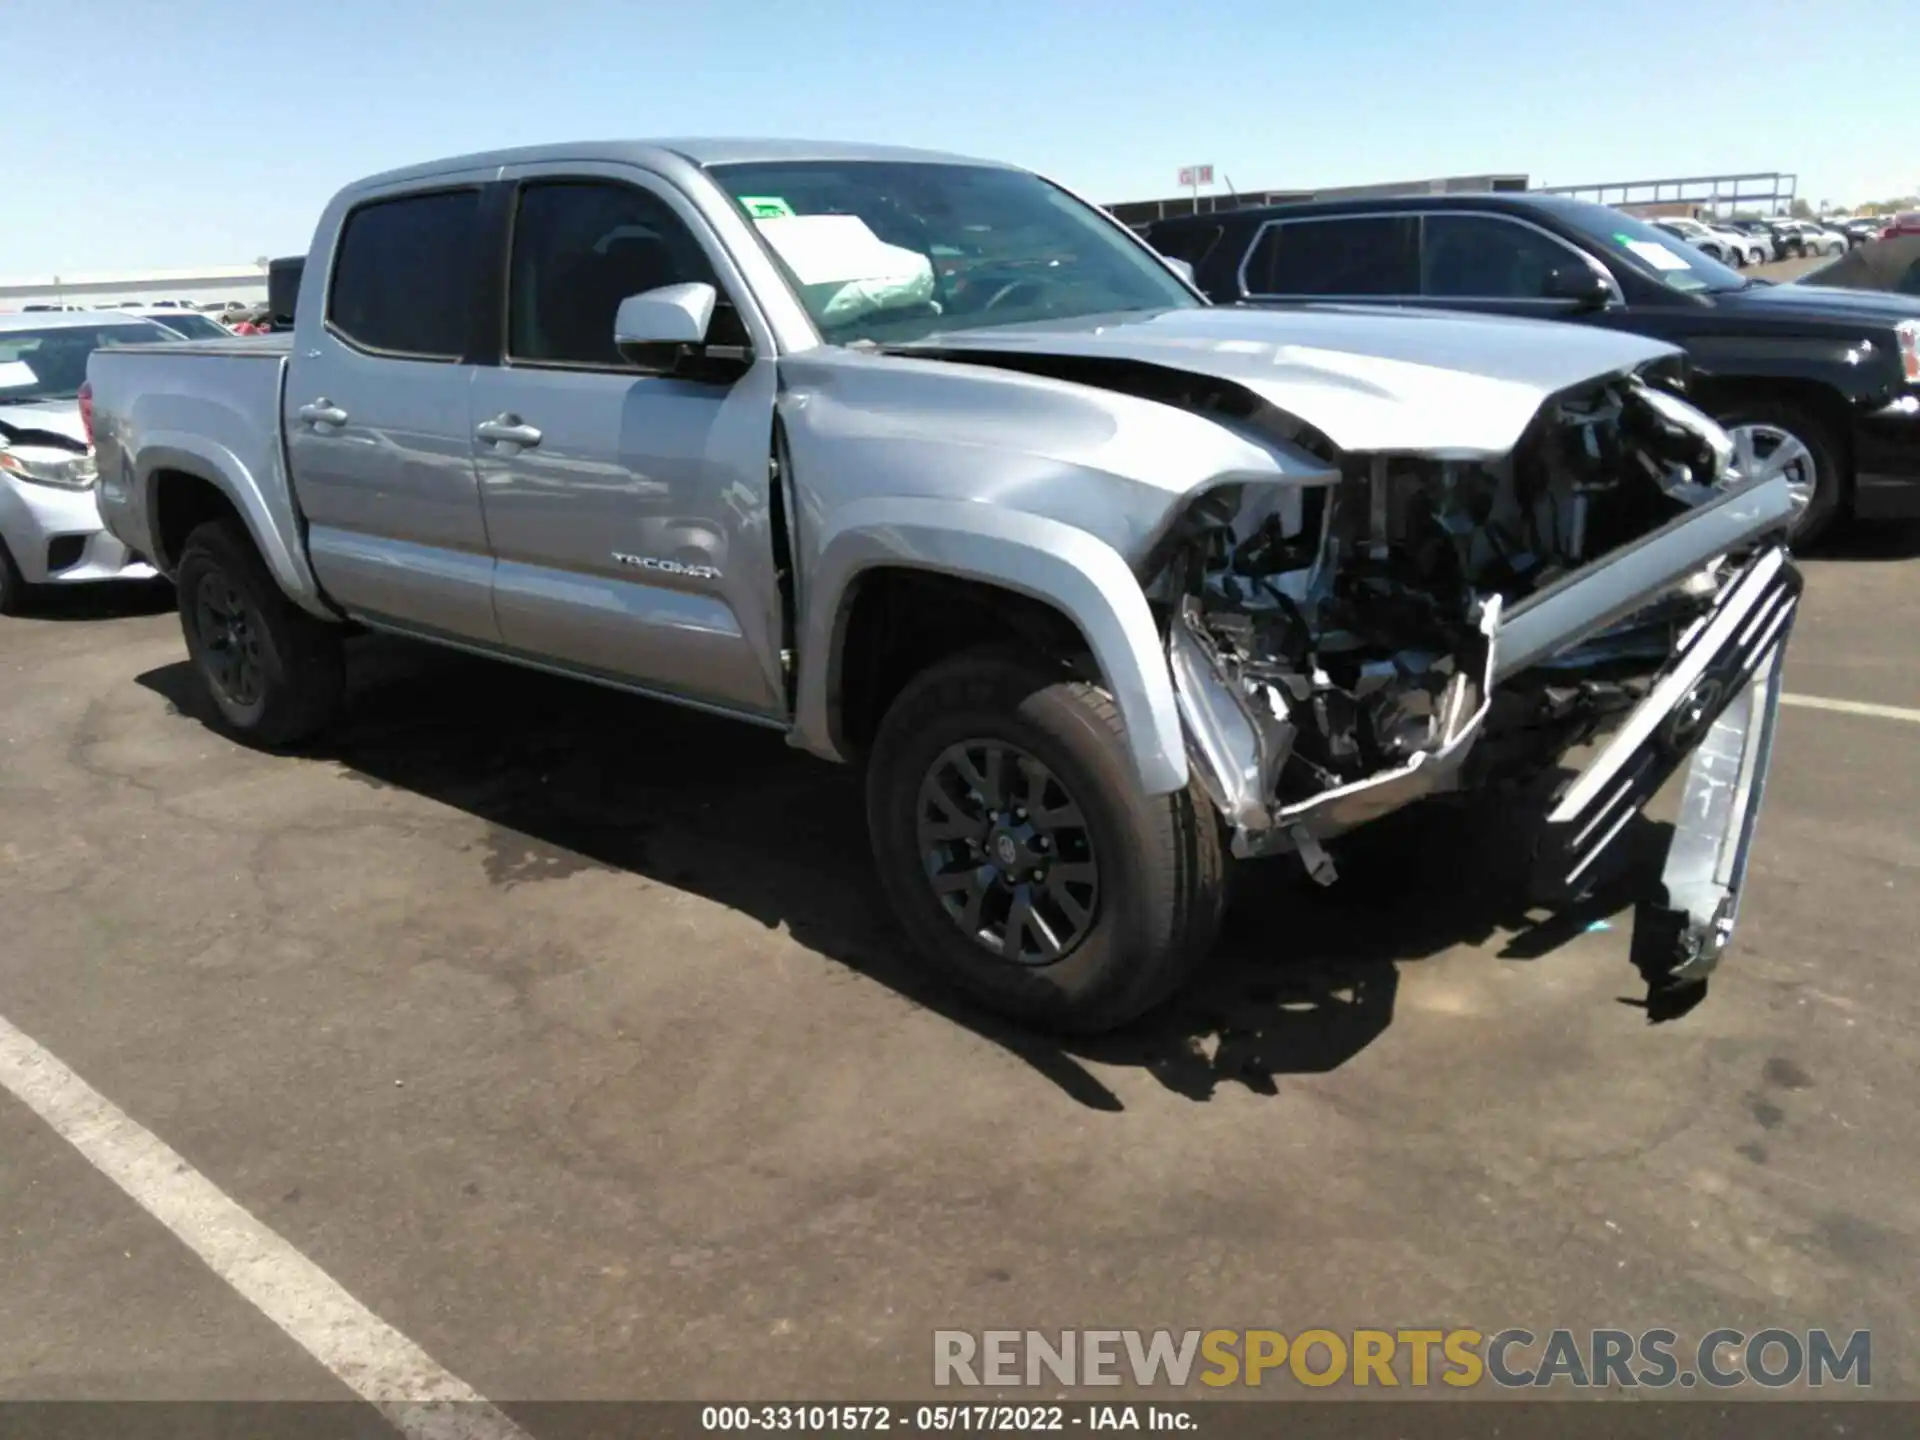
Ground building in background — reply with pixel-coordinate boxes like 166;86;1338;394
1107;173;1529;230
0;265;269;313
1530;171;1799;220
1107;169;1800;231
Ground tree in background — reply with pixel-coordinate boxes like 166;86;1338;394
1789;198;1813;219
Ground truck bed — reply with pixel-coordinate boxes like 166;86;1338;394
89;338;329;615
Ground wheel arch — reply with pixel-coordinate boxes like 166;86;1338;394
793;499;1188;797
137;441;335;619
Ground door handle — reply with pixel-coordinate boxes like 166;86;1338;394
297;399;348;427
475;414;542;448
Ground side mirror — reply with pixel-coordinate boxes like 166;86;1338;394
1163;256;1197;286
613;282;717;372
1543;265;1612;310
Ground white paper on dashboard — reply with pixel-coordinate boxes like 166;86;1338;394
754;213;936;325
1624;240;1691;272
0;360;40;389
755;214;921;285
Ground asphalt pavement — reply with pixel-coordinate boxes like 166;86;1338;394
0;521;1916;1413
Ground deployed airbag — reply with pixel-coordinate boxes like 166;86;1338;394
754;214;936;327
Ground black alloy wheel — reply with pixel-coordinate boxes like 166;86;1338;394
193;570;267;710
174;517;344;746
865;648;1227;1032
916;738;1099;965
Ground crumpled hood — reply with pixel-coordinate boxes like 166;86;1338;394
895;304;1681;456
0;400;87;448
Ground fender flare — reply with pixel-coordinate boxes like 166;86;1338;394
792;497;1188;797
137;435;334;619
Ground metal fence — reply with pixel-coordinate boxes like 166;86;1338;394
1530;171;1799;219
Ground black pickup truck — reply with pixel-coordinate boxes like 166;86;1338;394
1145;194;1920;543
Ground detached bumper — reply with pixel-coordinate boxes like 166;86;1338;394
0;477;158;586
1532;545;1800;981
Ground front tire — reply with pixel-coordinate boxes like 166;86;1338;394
176;518;345;746
866;650;1226;1033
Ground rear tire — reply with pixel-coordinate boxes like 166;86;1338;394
176;518;344;746
866;649;1226;1034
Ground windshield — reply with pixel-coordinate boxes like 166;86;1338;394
708;160;1198;344
0;322;172;401
141;311;229;340
1555;202;1747;295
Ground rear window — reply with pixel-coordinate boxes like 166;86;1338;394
0;323;173;401
327;189;482;358
1243;216;1419;296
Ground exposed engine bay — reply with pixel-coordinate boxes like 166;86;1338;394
1146;369;1789;904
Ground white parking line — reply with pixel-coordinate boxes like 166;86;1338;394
0;1011;529;1440
1782;693;1920;725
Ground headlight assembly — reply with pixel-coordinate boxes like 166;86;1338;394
0;445;98;490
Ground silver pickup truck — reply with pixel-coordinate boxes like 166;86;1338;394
88;139;1802;1033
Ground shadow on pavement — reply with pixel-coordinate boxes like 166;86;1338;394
1818;513;1920;561
137;635;1672;1110
12;578;176;622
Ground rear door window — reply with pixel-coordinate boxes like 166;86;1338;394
1244;216;1419;296
327;189;483;359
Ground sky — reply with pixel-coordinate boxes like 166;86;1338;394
5;0;1914;279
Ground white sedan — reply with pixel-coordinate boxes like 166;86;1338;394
0;312;173;612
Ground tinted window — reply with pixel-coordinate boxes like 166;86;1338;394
327;189;481;358
1422;214;1586;299
1149;223;1224;269
507;181;721;367
1244;216;1418;296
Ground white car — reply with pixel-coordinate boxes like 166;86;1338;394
0;311;173;612
1717;224;1769;266
1650;216;1763;267
1773;220;1848;258
1801;223;1851;257
121;307;237;341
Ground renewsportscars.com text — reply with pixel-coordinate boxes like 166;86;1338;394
933;1328;1871;1390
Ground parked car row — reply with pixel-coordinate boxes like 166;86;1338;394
1652;216;1858;265
1143;191;1920;544
15;298;264;320
1651;216;1768;266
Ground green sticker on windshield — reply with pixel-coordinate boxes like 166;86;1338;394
740;195;796;220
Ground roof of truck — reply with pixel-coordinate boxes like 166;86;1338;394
351;138;1016;193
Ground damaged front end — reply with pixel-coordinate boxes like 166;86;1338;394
1157;371;1802;982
